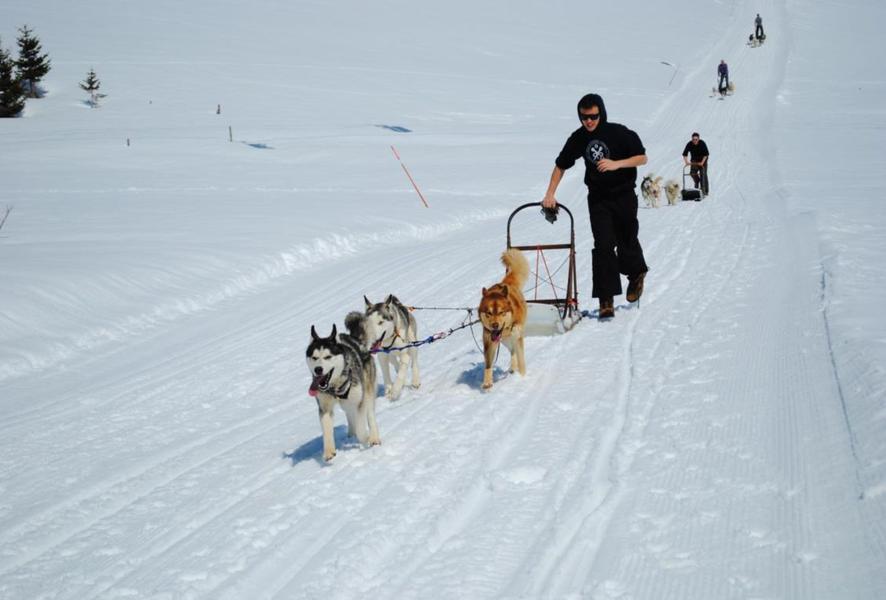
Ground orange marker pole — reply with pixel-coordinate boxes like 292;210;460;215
391;145;429;208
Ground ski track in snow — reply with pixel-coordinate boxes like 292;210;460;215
0;207;509;387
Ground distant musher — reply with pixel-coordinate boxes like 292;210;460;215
717;60;729;95
682;133;710;196
755;13;765;40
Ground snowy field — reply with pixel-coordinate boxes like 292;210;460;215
2;0;885;598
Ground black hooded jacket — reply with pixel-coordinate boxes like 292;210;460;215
555;94;646;194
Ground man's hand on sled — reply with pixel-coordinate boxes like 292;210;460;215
541;194;558;209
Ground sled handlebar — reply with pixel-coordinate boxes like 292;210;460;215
506;202;575;250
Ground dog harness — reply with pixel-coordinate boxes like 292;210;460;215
380;327;405;351
330;368;352;399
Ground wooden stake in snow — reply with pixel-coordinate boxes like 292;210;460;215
0;205;12;232
229;126;233;142
390;145;429;208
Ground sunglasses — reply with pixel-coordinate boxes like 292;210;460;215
579;112;601;122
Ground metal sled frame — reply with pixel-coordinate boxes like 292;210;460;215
506;202;580;333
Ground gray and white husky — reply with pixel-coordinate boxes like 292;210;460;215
306;324;379;461
350;295;421;400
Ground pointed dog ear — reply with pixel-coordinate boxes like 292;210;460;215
500;285;509;297
311;325;319;340
364;295;372;308
331;323;337;338
481;287;488;296
384;294;394;306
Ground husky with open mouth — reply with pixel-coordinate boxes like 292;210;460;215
305;324;379;461
640;174;663;208
349;294;421;401
478;248;529;390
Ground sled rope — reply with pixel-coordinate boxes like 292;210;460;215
526;252;570;296
371;309;479;354
536;246;560;305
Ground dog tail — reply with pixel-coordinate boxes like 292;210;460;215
501;248;529;290
344;311;368;348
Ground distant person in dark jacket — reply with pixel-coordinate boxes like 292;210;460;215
717;60;729;94
755;14;765;39
541;93;649;319
682;132;709;196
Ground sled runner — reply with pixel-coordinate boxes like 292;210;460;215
681;164;705;201
506;202;582;335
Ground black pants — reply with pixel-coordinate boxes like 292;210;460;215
587;189;648;299
755;24;764;39
718;73;729;93
690;161;709;195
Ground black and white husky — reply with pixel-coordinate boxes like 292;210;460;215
349;295;421;401
306;324;379;461
640;174;663;208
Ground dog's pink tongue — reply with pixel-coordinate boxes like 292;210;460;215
308;382;319;397
492;331;502;342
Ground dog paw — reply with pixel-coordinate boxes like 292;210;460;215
368;436;381;446
482;383;493;390
323;450;337;462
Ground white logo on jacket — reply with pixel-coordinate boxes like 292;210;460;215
585;140;609;164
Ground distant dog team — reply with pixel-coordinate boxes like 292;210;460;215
642;174;681;207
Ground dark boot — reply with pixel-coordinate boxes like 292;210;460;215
626;271;646;303
598;297;614;320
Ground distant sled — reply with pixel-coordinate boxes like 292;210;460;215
711;80;736;99
747;32;766;47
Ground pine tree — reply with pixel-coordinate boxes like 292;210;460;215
15;25;51;98
0;40;26;117
79;68;104;107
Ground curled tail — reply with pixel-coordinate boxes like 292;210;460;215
344;311;369;350
501;248;529;291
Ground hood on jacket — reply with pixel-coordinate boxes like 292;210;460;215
577;93;608;124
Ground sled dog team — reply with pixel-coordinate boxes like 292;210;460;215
640;174;681;207
306;248;529;461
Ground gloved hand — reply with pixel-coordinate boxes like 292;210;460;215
541;205;559;224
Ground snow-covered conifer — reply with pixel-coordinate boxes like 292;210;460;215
15;25;51;98
80;68;105;107
0;40;26;117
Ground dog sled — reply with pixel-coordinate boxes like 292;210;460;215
748;32;766;47
506;202;583;336
712;80;735;99
681;164;706;201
